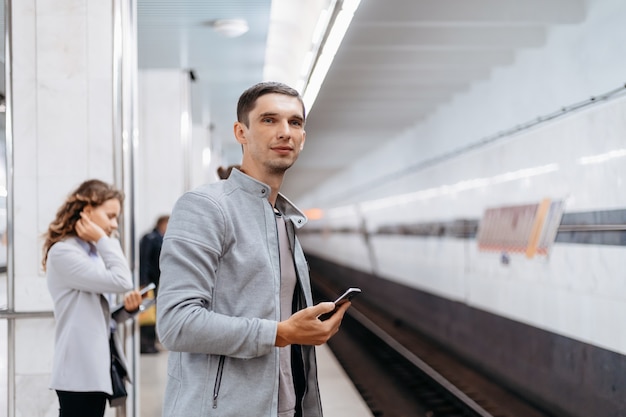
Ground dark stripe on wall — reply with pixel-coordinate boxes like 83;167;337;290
555;208;626;245
307;254;626;417
301;208;626;246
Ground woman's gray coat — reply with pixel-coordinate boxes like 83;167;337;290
47;236;134;394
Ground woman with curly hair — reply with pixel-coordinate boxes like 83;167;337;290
43;179;142;417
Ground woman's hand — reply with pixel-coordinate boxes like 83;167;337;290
123;290;142;312
75;212;106;243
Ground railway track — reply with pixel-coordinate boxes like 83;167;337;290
313;275;555;417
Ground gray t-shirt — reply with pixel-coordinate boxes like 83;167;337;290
276;212;297;417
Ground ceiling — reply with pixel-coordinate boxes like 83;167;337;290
137;0;272;150
137;0;586;203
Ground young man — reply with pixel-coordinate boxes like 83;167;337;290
156;82;350;417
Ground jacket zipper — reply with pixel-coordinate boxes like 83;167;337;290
212;355;226;409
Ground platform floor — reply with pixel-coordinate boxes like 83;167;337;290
139;343;373;417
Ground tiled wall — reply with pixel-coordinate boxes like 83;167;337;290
136;69;191;239
13;0;115;312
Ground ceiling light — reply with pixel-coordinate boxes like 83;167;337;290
208;19;249;38
302;0;361;113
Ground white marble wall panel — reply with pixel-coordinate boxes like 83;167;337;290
36;16;86;78
37;0;85;15
299;234;374;275
15;318;54;377
345;103;621;225
12;0;36;77
86;1;112;79
345;98;626;234
36;79;89;177
12;0;37;177
466;243;626;354
15;374;57;417
85;1;114;182
136;70;191;238
372;236;468;300
13;174;50;311
8;1;120;416
87;77;114;178
13;0;117;312
15;319;56;417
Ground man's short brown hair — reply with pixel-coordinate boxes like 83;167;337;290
236;81;305;127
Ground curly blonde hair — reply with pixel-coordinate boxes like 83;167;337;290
41;179;124;271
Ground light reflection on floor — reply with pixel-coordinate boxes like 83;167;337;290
139;345;167;417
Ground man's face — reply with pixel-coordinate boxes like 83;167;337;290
234;93;306;174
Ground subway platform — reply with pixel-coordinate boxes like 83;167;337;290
138;343;373;417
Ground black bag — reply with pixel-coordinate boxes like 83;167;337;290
108;335;128;407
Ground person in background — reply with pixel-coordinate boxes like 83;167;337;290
156;81;350;417
138;214;169;354
43;179;142;417
216;164;240;180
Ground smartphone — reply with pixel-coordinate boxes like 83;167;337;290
111;282;157;316
332;287;361;305
140;282;156;296
319;287;361;321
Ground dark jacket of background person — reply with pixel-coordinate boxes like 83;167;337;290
139;215;169;293
138;215;168;354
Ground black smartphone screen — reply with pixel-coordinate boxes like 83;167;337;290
319;287;361;321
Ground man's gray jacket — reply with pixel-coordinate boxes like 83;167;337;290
157;169;323;417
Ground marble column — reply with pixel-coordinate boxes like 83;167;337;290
9;1;135;416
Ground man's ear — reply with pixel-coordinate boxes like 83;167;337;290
234;121;247;145
300;131;306;150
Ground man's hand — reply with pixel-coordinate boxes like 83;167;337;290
275;301;351;347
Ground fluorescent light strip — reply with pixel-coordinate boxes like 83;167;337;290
296;1;336;94
577;148;626;165
302;0;361;113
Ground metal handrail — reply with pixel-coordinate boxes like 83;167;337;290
557;224;626;232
